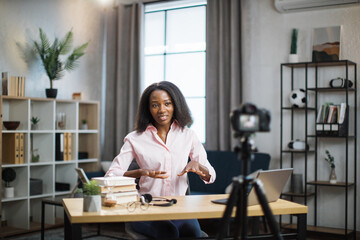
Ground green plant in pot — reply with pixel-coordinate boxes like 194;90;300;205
325;150;337;184
31;116;40;130
2;168;16;198
83;180;101;212
33;28;89;98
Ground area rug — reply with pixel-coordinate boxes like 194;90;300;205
8;223;132;240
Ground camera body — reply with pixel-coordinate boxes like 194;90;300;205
230;103;271;134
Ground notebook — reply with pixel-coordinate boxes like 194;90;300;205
212;168;293;206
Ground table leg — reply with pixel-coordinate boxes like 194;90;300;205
64;210;82;240
297;214;307;240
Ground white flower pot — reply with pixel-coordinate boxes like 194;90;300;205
289;54;299;63
83;195;101;212
4;187;14;198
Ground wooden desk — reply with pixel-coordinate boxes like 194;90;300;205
63;194;307;239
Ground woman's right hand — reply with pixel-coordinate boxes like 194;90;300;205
140;169;169;179
124;169;168;179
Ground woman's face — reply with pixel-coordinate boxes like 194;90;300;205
149;90;174;129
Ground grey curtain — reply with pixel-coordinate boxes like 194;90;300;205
205;0;242;151
102;3;143;162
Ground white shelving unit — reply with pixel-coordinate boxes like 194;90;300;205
0;96;99;232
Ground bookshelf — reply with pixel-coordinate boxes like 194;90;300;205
0;96;99;233
280;60;357;238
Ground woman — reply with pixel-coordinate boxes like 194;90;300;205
106;81;216;239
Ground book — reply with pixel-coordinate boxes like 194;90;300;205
19;133;25;164
316;105;324;123
101;191;138;204
55;133;64;161
92;176;136;186
2;133;20;164
2;72;9;95
63;133;68;161
66;133;72;160
99;184;137;193
339;103;347;124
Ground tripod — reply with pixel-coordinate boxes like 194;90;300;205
216;135;284;240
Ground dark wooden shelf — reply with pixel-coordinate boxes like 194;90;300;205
282;191;315;197
307;180;354;187
281;60;356;68
281;107;316;111
282;223;355;236
307;87;356;92
281;149;315;153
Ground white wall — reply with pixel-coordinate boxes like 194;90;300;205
0;0;107;101
242;0;360;231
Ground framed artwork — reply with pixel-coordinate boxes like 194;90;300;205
312;26;341;62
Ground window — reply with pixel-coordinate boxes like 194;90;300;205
143;0;207;143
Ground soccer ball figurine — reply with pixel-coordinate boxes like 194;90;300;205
289;88;306;108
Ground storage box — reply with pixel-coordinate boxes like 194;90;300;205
55;182;70;191
30;178;43;195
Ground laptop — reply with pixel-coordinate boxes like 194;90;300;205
212;168;293;206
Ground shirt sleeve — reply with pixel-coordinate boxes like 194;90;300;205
105;139;135;177
189;130;216;184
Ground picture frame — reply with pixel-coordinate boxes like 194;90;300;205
312;26;341;62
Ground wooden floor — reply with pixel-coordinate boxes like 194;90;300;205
2;219;359;240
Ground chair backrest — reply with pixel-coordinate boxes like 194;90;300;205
188;151;271;195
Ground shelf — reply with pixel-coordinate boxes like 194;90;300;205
281;107;316;111
307;135;355;138
282;224;355;236
282;192;315;197
1;97;100;232
307;87;356;92
281;60;356;68
281;150;315;153
307;181;354;187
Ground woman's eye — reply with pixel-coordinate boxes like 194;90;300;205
152;104;158;108
165;102;172;106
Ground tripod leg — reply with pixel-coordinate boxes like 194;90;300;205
252;179;284;240
233;177;249;240
216;178;241;240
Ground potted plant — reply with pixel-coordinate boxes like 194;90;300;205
325;150;337;184
31;116;40;130
289;28;299;63
33;28;89;98
80;119;88;130
83;180;101;212
2;168;16;198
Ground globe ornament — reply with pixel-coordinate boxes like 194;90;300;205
289;88;306;108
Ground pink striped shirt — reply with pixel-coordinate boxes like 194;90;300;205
105;122;216;197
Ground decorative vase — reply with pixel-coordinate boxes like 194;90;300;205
81;123;88;130
4;187;14;198
288;54;299;63
45;88;58;98
31;124;38;130
329;167;337;184
83;195;102;212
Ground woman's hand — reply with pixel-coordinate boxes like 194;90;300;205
178;161;210;182
124;169;168;179
140;169;169;179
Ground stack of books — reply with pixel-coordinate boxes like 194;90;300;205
92;176;138;204
2;133;25;164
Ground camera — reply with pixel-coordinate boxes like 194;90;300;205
230;103;271;134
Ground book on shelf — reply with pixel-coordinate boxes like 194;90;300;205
2;133;21;164
92;176;136;186
19;133;25;164
1;73;26;97
101;190;138;204
99;184;137;193
56;132;72;161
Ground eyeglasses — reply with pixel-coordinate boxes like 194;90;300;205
126;201;149;212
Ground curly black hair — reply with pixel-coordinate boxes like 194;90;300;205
135;81;193;132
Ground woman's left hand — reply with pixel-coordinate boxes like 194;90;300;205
178;161;210;181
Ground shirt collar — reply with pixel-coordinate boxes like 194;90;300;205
146;120;180;133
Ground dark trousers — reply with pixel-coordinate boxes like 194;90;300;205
131;219;201;239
